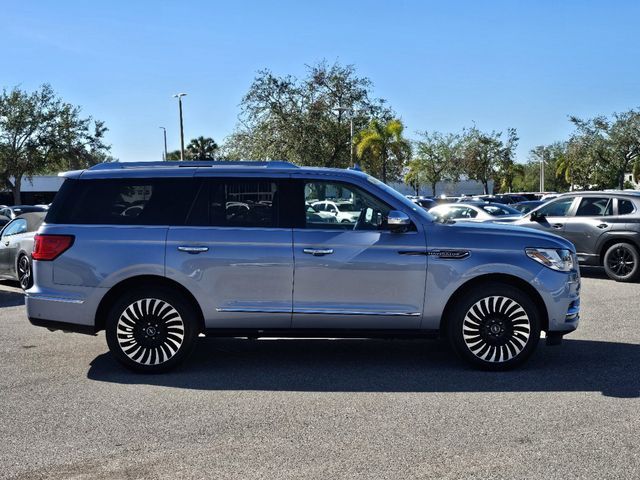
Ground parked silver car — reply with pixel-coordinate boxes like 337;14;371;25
26;161;580;372
0;212;46;289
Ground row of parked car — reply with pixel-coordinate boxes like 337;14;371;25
0;204;49;289
407;191;640;282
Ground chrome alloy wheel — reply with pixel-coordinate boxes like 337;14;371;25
116;298;185;365
17;255;31;290
462;296;531;363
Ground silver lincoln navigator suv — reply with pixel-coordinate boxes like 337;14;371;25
26;161;581;372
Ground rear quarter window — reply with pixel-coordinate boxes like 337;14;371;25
618;199;636;215
46;178;199;225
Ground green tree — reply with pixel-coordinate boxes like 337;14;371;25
406;131;461;196
220;60;393;169
494;128;521;193
186;136;218;160
460;127;503;194
529;142;570;192
568;110;640;189
355;118;411;183
0;84;109;203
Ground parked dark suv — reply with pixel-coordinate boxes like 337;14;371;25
511;191;640;281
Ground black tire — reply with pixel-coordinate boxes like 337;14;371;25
603;242;640;282
447;282;541;370
17;254;33;290
105;286;199;373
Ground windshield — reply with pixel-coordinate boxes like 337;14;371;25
365;175;434;221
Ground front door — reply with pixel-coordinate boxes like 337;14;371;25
517;196;578;236
165;177;294;329
0;219;27;277
291;179;427;330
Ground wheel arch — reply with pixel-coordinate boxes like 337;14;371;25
95;275;205;333
598;236;640;265
440;273;549;334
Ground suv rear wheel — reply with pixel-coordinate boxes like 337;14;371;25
603;242;640;282
447;282;541;370
105;287;199;373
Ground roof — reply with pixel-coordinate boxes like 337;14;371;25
557;190;640;198
63;161;370;180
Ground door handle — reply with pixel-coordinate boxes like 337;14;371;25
4;241;8;246
303;248;334;256
551;223;563;229
597;223;609;229
177;246;209;254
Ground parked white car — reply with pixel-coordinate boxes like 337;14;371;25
312;200;361;223
429;202;523;222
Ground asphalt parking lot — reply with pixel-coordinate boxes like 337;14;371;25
0;269;638;480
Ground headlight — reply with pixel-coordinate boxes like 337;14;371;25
525;248;576;272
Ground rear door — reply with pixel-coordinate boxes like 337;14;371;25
165;175;294;329
290;177;427;330
563;196;614;259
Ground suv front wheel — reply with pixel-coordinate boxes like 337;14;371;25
447;282;541;370
105;287;199;373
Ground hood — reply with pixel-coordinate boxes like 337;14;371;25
429;219;576;252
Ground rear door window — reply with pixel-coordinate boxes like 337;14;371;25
187;179;279;228
575;197;613;216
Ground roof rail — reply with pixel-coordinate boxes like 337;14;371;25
88;160;298;170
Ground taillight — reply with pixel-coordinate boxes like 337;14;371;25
32;234;75;261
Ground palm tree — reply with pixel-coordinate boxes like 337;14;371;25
355;119;411;183
186;136;218;160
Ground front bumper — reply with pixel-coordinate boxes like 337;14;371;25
532;268;581;333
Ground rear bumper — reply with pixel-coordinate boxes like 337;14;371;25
28;317;96;335
25;286;105;331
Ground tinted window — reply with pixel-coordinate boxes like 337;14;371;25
536;197;575;217
576;197;612;216
46;178;198;225
481;204;521;216
188;179;278;228
304;181;391;230
619;199;635;215
2;219;27;236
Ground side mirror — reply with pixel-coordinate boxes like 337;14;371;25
387;210;411;232
530;210;546;222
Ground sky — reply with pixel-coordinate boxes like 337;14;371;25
2;0;639;164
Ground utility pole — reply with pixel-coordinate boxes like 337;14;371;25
173;93;187;161
540;156;545;192
159;127;168;160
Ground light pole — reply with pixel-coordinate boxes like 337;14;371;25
159;127;168;160
335;107;355;167
173;93;187;161
540;155;545;193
